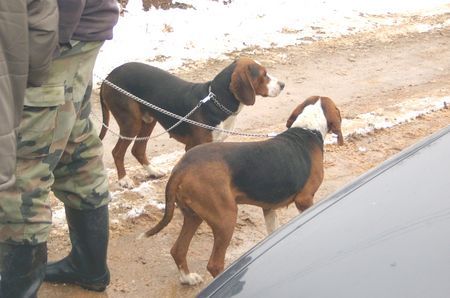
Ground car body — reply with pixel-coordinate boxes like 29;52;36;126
198;125;450;298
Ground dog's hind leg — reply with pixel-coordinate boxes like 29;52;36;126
131;120;165;179
171;206;204;285
112;121;141;188
113;138;134;188
205;204;237;278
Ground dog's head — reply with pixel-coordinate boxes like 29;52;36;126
287;96;344;145
229;57;285;105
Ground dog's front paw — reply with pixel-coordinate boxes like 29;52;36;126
179;272;203;286
143;164;166;179
117;175;135;189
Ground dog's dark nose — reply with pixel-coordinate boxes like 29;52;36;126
279;81;285;90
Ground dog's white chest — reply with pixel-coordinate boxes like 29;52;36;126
212;104;244;142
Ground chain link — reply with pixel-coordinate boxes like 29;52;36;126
94;74;277;140
209;91;236;115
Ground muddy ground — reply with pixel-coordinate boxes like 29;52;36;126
39;12;450;298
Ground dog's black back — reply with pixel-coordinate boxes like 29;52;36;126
104;62;241;137
176;127;323;203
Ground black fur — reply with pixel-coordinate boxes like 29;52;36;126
227;127;323;203
104;61;241;137
178;127;323;203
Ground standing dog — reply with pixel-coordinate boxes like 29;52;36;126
142;96;344;285
99;58;285;187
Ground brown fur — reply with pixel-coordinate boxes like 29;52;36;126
144;97;343;282
99;58;284;184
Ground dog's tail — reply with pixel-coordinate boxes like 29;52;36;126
142;175;179;237
98;83;110;140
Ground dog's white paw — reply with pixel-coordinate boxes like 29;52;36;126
117;176;135;188
179;271;203;286
143;164;166;179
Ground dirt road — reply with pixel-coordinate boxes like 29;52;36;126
39;12;450;298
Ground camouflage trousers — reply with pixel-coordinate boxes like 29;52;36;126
0;41;110;245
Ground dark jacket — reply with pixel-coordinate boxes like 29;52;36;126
57;0;119;44
0;0;58;190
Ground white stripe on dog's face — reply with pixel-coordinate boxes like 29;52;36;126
266;74;283;97
291;99;328;138
255;60;284;97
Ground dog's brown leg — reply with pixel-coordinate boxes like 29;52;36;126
205;204;237;277
112;121;141;188
131;120;165;178
131;120;154;166
171;206;204;285
112;138;133;183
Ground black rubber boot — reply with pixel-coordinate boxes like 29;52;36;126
44;205;110;292
0;242;47;298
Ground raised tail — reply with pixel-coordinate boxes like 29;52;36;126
143;176;179;237
98;83;110;140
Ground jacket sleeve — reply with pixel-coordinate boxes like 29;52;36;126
27;0;59;87
57;0;86;44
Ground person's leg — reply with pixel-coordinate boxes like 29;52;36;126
0;41;92;297
46;82;111;291
0;99;75;297
44;41;111;292
0;242;47;298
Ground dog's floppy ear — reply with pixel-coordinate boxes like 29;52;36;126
321;98;344;145
230;64;256;105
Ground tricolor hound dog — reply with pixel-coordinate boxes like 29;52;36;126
99;58;285;188
142;96;344;285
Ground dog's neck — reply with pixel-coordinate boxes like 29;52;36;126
208;63;241;115
291;99;328;139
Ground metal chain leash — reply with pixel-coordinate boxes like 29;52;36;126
93;77;213;141
209;93;236;115
93;74;277;140
91;103;204;141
